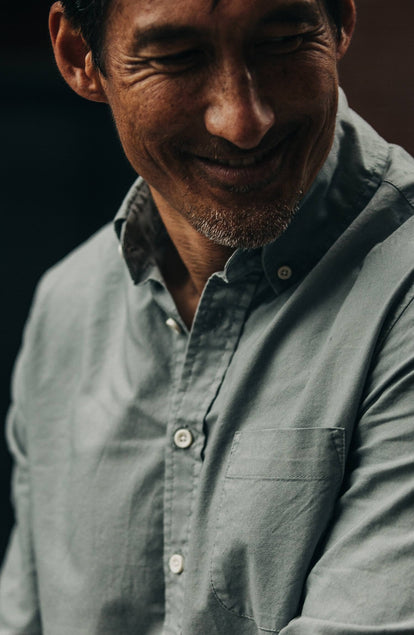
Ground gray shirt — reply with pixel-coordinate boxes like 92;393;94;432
1;91;414;634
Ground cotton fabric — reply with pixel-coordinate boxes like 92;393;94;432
1;91;414;633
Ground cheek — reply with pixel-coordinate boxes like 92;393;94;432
264;52;338;114
279;61;338;182
107;85;196;181
288;59;339;154
113;77;202;144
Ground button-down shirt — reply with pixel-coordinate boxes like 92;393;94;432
1;91;414;634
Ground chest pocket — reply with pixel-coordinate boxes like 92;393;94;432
210;427;345;633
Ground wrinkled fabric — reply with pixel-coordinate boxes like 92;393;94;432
1;91;414;634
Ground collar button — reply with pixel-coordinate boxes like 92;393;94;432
277;265;293;281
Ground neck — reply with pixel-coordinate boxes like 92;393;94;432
151;189;233;327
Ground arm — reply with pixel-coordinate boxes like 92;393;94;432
0;336;42;633
282;293;414;633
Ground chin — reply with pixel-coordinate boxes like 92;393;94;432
184;195;303;249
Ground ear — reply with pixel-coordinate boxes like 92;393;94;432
335;0;356;61
49;1;108;103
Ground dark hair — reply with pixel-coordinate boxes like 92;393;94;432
59;0;111;71
59;0;343;73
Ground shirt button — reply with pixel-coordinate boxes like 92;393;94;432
169;554;184;574
165;317;183;334
277;265;292;280
173;428;193;449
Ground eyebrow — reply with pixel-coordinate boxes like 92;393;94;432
131;1;321;53
132;25;205;53
260;2;322;27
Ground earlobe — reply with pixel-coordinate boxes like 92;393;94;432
49;1;108;103
336;0;357;61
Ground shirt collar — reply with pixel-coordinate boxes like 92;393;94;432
114;89;390;290
114;177;170;283
261;89;390;294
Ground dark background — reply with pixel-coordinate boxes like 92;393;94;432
1;1;414;563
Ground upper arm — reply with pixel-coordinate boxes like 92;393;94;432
0;293;44;633
0;402;41;633
282;293;414;633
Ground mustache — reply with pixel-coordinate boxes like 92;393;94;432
177;124;299;161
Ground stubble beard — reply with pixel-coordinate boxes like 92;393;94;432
183;191;303;249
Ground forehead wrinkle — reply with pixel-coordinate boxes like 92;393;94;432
261;2;322;27
210;0;324;22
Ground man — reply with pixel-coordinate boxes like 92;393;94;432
1;0;414;632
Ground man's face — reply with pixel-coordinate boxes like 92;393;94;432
100;0;344;248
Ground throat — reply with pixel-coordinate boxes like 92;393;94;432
161;241;231;329
166;276;201;330
161;246;202;328
151;186;234;327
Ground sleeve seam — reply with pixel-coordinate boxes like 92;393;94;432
383;179;414;212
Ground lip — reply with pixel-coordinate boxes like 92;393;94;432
189;132;295;191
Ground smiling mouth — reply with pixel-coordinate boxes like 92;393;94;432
196;147;272;168
188;134;294;191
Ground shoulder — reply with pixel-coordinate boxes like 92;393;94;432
365;143;414;272
340;97;414;269
37;222;123;305
381;144;414;212
333;91;414;224
29;221;129;342
14;224;126;394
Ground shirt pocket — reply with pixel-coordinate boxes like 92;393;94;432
210;427;345;633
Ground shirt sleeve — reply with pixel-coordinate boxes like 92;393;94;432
281;292;414;634
0;346;42;632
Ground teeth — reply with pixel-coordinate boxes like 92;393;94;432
200;150;268;167
228;156;258;167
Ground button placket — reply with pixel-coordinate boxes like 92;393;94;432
162;272;262;633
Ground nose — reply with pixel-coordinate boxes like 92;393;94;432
204;66;275;149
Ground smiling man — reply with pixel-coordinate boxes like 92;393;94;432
88;0;340;253
1;0;414;633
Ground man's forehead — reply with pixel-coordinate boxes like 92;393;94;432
107;0;324;34
210;0;323;14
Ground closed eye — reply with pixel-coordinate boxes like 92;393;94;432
255;34;304;55
145;49;204;72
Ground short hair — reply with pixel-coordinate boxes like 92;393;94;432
58;0;344;74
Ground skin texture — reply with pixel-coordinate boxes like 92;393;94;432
50;0;355;324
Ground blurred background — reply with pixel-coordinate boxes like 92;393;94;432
1;0;414;563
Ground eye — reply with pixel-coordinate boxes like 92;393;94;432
147;49;204;72
255;35;304;55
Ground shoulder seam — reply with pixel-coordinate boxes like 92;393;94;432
383;179;414;211
376;279;414;350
